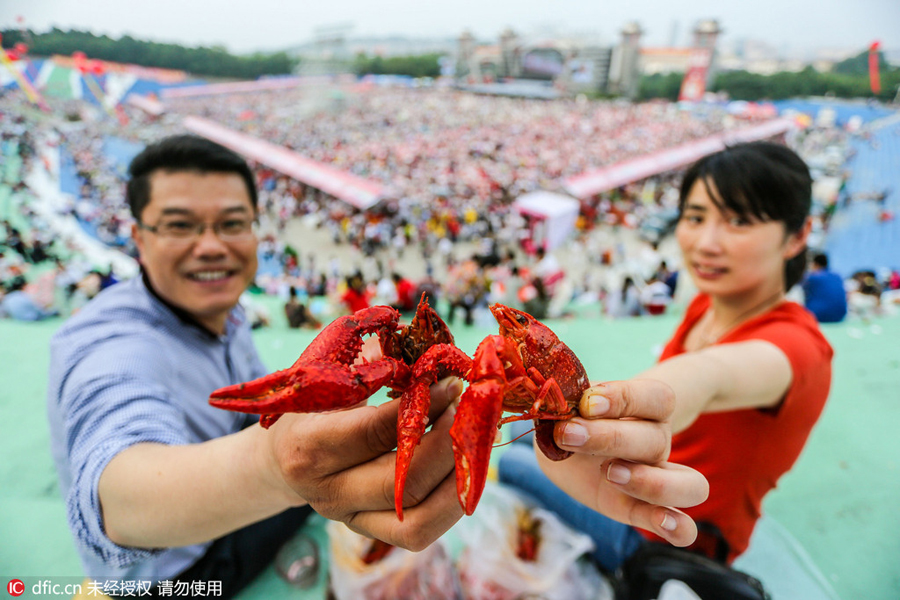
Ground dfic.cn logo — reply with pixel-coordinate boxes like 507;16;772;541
7;579;25;597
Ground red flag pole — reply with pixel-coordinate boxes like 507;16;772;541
869;41;882;96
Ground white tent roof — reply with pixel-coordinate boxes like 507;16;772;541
514;191;580;251
513;191;580;219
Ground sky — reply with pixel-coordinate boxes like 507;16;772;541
1;0;898;57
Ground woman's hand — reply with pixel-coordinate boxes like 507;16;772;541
537;379;709;547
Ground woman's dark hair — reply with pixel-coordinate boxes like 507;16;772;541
678;141;812;290
126;135;258;222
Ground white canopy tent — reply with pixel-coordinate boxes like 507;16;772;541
513;191;580;251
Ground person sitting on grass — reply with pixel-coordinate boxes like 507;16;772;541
284;285;321;329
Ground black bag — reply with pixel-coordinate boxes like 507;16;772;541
615;542;769;600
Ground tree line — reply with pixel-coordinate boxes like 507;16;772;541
639;49;898;102
352;53;442;78
2;28;895;102
0;28;296;79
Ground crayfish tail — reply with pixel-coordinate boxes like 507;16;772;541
394;382;432;521
450;378;505;515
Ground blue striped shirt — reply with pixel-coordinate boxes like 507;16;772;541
47;275;266;581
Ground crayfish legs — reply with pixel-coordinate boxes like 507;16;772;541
450;325;585;515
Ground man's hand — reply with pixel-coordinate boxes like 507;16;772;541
537;379;709;547
268;376;465;551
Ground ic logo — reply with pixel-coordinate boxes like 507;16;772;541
7;580;25;597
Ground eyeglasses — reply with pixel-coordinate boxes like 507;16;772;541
138;217;258;243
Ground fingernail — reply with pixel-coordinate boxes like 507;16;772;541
561;422;588;446
448;378;463;398
660;511;678;532
607;462;631;485
586;394;610;417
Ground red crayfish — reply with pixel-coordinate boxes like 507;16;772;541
209;297;589;519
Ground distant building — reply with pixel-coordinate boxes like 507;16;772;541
640;48;693;75
454;24;643;98
635;20;722;101
608;22;643;98
718;38;807;75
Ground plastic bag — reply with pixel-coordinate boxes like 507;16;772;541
327;521;462;600
455;483;613;600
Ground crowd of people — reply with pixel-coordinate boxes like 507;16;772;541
163;86;749;267
166;87;741;206
0;99;131;320
1;95;895;328
3;84;899;330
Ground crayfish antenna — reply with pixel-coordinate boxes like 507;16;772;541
494;426;536;447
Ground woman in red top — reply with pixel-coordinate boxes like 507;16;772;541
500;141;833;570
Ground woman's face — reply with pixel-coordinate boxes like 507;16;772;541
675;178;808;300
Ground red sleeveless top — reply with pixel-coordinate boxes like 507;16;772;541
640;294;833;562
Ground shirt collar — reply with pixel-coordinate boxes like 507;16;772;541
140;267;240;341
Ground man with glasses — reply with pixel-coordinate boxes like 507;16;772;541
46;135;466;597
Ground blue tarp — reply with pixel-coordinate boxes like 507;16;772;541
773;99;894;126
824;119;900;276
123;77;208;99
102;136;143;177
58;145;83;196
0;58;44;91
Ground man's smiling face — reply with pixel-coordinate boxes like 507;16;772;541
132;170;258;334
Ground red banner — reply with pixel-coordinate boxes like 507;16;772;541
869;41;881;96
182;116;386;210
562;119;795;199
678;48;712;102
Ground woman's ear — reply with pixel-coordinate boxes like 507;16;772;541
784;217;813;259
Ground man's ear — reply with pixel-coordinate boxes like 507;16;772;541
131;222;145;259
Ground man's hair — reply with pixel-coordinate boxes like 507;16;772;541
126;135;258;222
813;253;829;269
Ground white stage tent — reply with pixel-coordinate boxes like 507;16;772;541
513;191;581;251
182;116;386;210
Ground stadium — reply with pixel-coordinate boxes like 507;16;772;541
2;11;899;600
